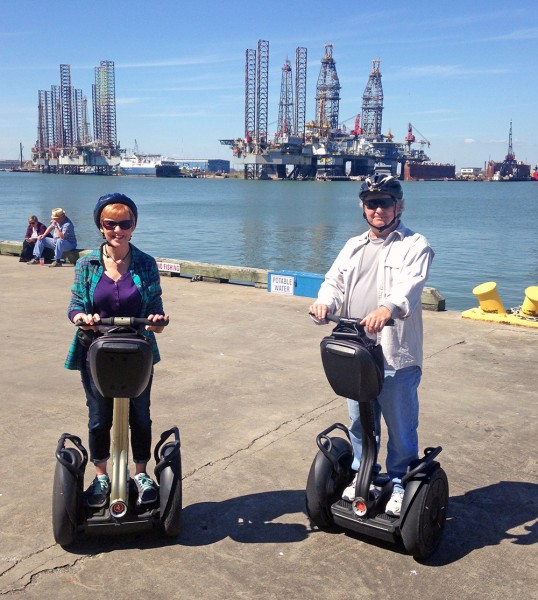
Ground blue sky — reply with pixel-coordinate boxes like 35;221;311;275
1;1;537;169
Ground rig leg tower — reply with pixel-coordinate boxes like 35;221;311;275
361;59;384;140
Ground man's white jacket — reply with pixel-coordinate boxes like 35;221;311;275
315;221;434;370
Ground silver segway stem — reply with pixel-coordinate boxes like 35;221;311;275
110;397;130;518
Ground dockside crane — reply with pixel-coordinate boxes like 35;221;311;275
405;123;430;151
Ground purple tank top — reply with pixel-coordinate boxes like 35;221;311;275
93;272;142;317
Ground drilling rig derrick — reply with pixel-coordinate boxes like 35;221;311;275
276;58;294;139
361;59;383;140
256;39;269;148
314;44;340;137
294;47;307;141
499;120;516;177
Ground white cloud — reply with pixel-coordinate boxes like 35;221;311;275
464;138;476;144
487;27;538;41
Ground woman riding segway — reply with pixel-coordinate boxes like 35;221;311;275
65;193;169;509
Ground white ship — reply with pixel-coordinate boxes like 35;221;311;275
119;153;162;176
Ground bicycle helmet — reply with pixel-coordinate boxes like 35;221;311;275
93;193;138;229
359;174;403;200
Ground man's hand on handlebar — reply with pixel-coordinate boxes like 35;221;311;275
309;302;328;321
360;306;393;335
145;314;169;333
308;303;394;332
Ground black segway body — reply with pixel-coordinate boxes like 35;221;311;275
52;318;182;545
88;329;153;398
52;434;87;546
79;426;182;538
320;320;384;404
306;316;448;559
154;427;183;537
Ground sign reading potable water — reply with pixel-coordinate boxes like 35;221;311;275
268;270;324;298
269;273;295;295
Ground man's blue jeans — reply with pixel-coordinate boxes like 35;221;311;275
347;365;421;482
33;236;76;261
80;360;153;465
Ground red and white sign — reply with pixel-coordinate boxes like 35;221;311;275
156;261;181;273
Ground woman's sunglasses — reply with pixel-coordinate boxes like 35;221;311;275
102;219;133;231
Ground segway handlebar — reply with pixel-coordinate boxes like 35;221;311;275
310;312;394;327
74;316;169;327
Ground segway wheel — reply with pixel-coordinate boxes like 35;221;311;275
159;442;182;537
52;448;82;547
305;437;353;529
401;467;449;560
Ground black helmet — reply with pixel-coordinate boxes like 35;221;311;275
93;193;138;229
359;174;403;200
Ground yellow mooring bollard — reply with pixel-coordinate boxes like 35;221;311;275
472;281;506;314
520;286;538;317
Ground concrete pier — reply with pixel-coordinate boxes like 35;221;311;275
0;241;446;309
0;254;536;599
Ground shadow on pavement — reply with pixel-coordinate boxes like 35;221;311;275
427;480;538;566
61;482;537;561
179;489;308;546
63;489;309;554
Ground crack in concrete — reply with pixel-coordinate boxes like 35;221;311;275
1;398;343;593
425;339;466;359
183;396;341;480
0;546;94;595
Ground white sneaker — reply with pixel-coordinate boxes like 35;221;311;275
385;485;404;516
342;474;358;501
342;474;381;502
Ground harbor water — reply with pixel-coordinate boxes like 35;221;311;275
1;171;536;311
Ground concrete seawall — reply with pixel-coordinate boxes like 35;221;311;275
0;253;536;599
0;240;446;310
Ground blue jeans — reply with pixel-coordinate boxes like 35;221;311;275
33;236;76;261
347;365;421;482
80;360;153;465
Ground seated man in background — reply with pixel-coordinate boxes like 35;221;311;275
28;208;77;268
20;215;47;262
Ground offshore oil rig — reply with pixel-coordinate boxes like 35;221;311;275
31;61;120;174
220;41;454;180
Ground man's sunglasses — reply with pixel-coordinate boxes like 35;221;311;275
102;219;133;231
363;198;394;210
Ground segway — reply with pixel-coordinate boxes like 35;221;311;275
52;317;182;547
305;314;448;559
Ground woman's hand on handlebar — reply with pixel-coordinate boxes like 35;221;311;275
360;306;393;335
145;314;169;333
73;313;100;331
309;302;328;321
